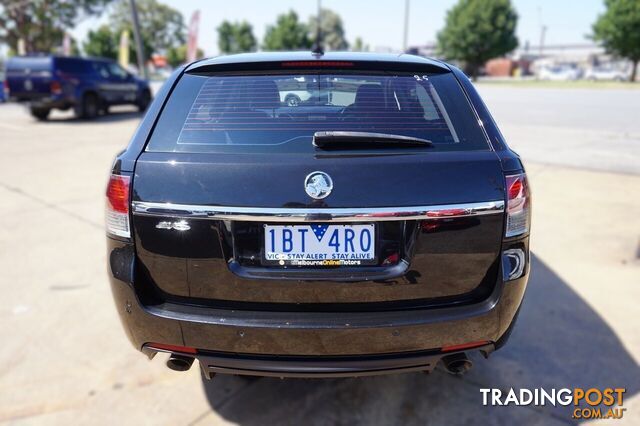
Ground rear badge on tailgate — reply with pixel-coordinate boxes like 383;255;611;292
304;171;333;200
155;220;191;231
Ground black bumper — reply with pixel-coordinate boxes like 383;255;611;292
148;345;495;378
108;238;528;377
10;96;73;110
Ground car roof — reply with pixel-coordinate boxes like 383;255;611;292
186;51;450;73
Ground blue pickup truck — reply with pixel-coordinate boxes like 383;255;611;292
5;55;152;120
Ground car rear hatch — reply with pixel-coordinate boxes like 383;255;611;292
5;56;55;101
130;58;506;310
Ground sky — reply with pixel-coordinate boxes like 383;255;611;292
71;0;606;56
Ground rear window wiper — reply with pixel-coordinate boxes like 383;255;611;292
313;131;433;149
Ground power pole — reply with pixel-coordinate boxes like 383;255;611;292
539;25;547;57
312;0;323;54
403;0;410;52
537;6;546;58
129;0;148;79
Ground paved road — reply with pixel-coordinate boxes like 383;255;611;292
478;85;640;175
0;89;638;425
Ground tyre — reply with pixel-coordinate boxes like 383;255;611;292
76;92;99;119
100;101;110;115
137;90;151;112
285;94;301;107
30;107;50;121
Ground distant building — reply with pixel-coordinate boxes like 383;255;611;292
407;42;629;77
515;43;633;77
408;42;605;63
406;43;437;58
514;43;605;65
373;46;401;54
485;58;517;77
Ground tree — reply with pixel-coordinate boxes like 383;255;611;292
308;8;348;51
83;25;153;63
83;25;119;59
166;44;204;67
592;0;640;82
352;37;368;52
217;21;257;54
0;0;110;54
110;0;185;58
263;10;312;51
437;0;518;79
65;36;82;57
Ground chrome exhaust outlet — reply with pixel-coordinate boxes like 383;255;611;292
441;353;473;375
166;354;195;372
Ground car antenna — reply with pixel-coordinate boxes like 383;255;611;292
312;0;324;56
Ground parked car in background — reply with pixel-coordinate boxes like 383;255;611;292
5;55;152;120
279;88;353;107
584;66;628;81
537;65;581;81
106;52;531;379
0;72;5;102
279;89;311;106
277;76;358;106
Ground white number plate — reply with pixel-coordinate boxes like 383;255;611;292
264;224;376;266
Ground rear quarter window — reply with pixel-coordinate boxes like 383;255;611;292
147;71;488;153
55;58;93;74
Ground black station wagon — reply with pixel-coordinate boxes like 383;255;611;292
106;52;531;378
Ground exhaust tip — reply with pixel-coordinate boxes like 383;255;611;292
166;354;195;372
441;353;473;375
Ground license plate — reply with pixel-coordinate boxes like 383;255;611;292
264;224;376;266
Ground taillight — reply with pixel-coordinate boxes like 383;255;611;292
50;80;62;95
281;61;354;67
146;343;197;354
505;173;531;237
441;340;490;353
106;174;131;238
3;79;8;97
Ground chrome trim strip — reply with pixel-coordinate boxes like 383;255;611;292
132;200;504;222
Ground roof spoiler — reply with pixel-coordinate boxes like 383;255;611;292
186;55;451;75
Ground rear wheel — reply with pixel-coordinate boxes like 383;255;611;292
137;90;151;112
30;107;50;121
76;93;99;119
285;94;301;107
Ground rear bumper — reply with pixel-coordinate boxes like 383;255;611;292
9;95;72;109
150;344;495;378
108;238;528;376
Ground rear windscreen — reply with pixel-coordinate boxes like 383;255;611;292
147;72;488;153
